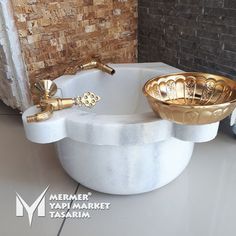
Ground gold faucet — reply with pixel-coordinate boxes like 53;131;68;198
27;80;100;123
64;59;116;75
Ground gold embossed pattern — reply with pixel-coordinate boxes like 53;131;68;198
143;72;236;125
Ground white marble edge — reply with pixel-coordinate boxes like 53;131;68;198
22;107;219;145
230;108;236;126
0;0;31;110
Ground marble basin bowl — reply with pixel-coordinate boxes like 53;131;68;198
22;63;220;195
143;72;236;125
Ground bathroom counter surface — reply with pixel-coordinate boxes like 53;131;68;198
0;101;236;236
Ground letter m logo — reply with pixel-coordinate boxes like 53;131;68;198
16;186;49;226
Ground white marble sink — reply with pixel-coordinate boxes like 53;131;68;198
22;63;220;195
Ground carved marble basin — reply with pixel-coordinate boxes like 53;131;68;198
22;63;220;195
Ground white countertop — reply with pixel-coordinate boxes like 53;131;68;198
0;102;236;236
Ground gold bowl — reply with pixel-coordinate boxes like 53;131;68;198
143;72;236;125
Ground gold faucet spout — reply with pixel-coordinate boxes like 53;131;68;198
80;60;116;75
27;105;54;123
64;59;116;75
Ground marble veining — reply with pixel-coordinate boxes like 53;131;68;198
22;63;220;194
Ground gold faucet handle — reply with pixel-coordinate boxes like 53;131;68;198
75;92;101;108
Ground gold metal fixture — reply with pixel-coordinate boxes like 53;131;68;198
143;72;236;125
64;59;116;75
27;80;100;123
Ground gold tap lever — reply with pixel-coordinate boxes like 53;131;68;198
64;59;116;75
27;80;100;123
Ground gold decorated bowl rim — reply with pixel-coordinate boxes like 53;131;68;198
143;72;236;108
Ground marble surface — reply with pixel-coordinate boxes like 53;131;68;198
231;109;236;135
55;137;194;194
23;63;220;145
1;101;236;236
22;63;221;194
0;0;31;110
61;130;236;236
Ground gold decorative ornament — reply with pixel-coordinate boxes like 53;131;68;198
143;72;236;125
27;80;100;123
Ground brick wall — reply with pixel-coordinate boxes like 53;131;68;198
12;0;137;84
138;0;236;79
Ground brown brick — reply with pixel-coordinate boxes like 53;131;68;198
11;0;137;82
